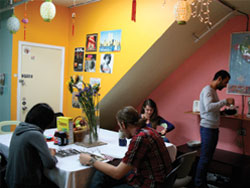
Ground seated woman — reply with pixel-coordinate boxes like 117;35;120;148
141;98;175;142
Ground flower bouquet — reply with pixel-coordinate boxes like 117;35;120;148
68;76;100;144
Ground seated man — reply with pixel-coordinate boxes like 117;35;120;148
5;103;58;188
80;106;172;188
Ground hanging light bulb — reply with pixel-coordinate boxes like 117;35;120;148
7;15;20;33
191;0;212;25
40;0;56;22
174;0;192;25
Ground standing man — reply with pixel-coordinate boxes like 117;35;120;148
80;106;172;188
194;70;234;188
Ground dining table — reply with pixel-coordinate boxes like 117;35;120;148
0;128;177;188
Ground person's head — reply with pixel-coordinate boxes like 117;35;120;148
116;106;146;138
103;54;111;65
213;70;231;90
141;99;158;120
25;103;55;130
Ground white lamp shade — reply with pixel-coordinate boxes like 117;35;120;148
6;15;20;33
40;0;56;22
174;0;192;25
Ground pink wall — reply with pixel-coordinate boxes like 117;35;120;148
144;16;250;155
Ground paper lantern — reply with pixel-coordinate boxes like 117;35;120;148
40;0;56;22
174;0;192;25
6;15;20;33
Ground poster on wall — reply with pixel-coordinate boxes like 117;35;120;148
100;54;114;74
71;75;83;108
90;77;101;87
228;32;250;95
73;47;84;72
72;92;80;108
99;30;121;52
85;54;96;72
86;33;98;52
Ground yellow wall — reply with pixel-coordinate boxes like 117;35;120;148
11;0;70;119
65;0;176;118
10;0;176;119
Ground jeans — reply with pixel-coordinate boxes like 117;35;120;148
89;170;133;188
194;126;219;187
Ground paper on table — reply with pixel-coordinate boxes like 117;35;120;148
98;143;128;159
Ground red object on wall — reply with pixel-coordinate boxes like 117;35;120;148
131;0;136;22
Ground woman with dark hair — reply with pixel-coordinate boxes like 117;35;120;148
141;99;175;142
5;103;58;188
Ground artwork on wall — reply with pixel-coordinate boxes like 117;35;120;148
86;33;98;52
228;32;250;95
73;47;84;72
100;54;114;74
85;54;96;72
99;30;121;52
72;92;80;108
71;75;83;108
90;77;101;87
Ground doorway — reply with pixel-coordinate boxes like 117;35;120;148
17;41;65;121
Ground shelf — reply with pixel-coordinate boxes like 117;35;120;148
185;111;250;121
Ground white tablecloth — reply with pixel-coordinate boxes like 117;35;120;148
0;128;177;188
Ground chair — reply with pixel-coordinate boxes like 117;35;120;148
0;121;20;134
173;150;198;188
0;143;9;188
0;152;8;188
165;156;184;188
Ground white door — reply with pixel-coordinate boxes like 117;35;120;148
17;41;65;121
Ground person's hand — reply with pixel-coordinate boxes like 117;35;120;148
79;153;92;165
142;113;150;120
226;98;234;106
49;148;56;156
160;129;167;135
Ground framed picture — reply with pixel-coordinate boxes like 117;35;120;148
228;32;250;95
86;33;98;52
73;47;84;72
100;54;114;74
85;54;96;72
90;78;101;87
99;30;121;52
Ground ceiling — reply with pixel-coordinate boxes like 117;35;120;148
51;0;250;14
1;0;250;14
52;0;100;8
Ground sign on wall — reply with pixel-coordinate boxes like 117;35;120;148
228;32;250;95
